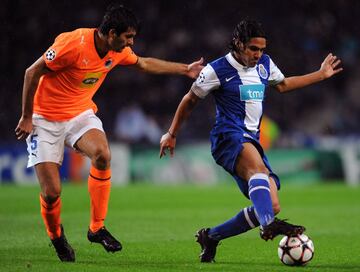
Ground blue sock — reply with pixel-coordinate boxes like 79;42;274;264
208;206;259;240
248;173;274;227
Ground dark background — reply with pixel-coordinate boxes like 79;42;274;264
2;0;359;145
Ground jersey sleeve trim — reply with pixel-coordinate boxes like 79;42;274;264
268;57;285;86
190;84;206;99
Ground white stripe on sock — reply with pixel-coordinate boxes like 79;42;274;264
244;208;256;228
248;186;270;196
249;173;269;182
254;209;260;221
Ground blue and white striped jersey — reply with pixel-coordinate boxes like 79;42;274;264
191;52;284;138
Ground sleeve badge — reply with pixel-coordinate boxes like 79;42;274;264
45;49;56;61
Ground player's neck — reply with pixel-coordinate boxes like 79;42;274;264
232;51;246;67
94;29;109;58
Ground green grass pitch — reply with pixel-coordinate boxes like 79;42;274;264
0;182;359;271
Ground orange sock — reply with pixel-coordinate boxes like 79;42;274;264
40;195;62;240
88;166;111;233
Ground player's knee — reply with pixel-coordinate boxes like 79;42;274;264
41;192;61;204
92;146;111;169
246;167;269;181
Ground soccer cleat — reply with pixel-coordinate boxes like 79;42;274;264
50;225;75;262
87;227;122;253
195;228;219;263
260;218;306;241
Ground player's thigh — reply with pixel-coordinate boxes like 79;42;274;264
234;142;269;180
65;110;109;160
35;162;62;201
27;114;66;167
74;128;110;160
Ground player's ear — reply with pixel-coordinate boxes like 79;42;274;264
109;29;118;38
235;40;244;53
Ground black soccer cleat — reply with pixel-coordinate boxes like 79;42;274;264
51;225;75;262
87;227;122;253
195;228;219;263
260;218;306;241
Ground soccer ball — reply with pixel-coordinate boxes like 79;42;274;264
278;234;314;266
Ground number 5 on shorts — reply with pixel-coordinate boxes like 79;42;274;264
30;134;38;150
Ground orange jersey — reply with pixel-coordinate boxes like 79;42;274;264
34;28;138;121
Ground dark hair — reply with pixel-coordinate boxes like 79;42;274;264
98;3;139;35
229;19;266;51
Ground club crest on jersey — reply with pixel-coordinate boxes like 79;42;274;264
258;64;268;79
105;58;113;69
45;49;56;61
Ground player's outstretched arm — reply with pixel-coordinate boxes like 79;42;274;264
275;53;343;93
136;57;204;79
159;90;200;158
15;57;50;140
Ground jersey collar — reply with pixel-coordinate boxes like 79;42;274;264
225;52;257;71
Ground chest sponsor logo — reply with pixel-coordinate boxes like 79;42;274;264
83;78;98;84
258;64;268;79
239;84;265;101
81;72;103;88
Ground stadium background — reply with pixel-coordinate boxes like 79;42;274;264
1;0;360;185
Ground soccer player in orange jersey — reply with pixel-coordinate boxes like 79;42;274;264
14;4;203;262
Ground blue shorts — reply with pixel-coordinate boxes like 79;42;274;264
210;130;280;198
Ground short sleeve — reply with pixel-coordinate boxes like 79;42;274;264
190;64;220;99
117;47;138;66
43;32;79;71
268;58;285;86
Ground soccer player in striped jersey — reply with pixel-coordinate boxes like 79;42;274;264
15;4;203;262
159;19;342;262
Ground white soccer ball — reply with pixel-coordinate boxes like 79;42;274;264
278;234;314;266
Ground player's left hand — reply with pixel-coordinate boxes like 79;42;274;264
159;132;176;158
15;116;33;140
320;53;343;78
186;57;204;79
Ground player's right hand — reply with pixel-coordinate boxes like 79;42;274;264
320;53;343;78
159;132;176;158
15;116;33;140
